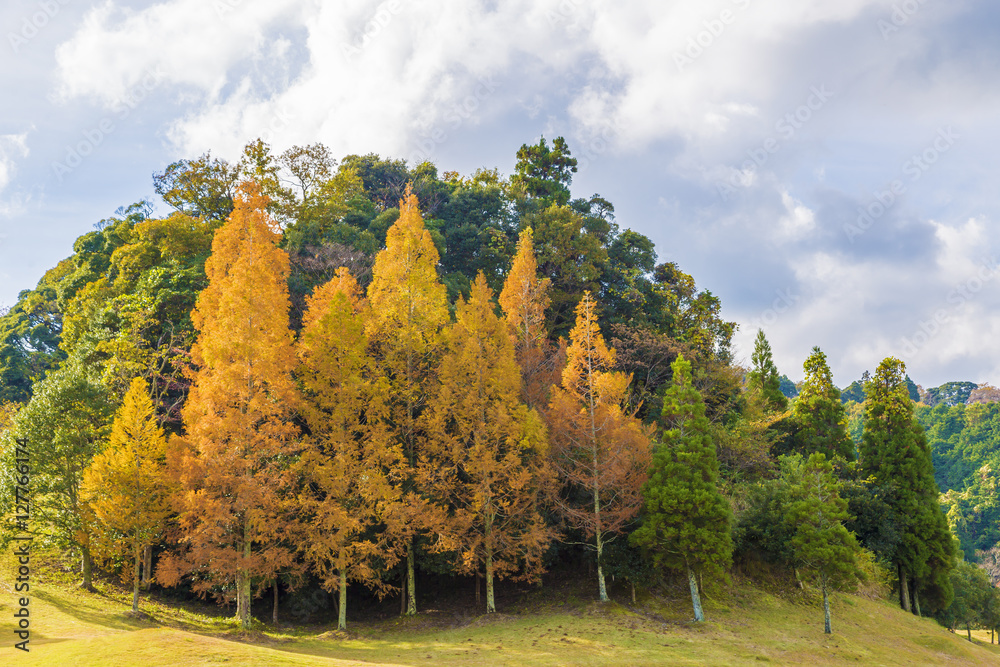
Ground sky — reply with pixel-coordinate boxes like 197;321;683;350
1;0;998;389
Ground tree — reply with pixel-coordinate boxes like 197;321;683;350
498;227;559;409
1;361;114;589
365;185;451;615
793;347;854;461
425;274;555;612
860;357;957;614
783;452;860;634
160;182;301;630
296;267;399;630
630;354;732;622
153;151;240;221
548;292;652;602
941;560;993;640
511;136;578;206
82;377;171;612
747;330;787;412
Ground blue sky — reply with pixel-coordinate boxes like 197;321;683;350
1;0;998;389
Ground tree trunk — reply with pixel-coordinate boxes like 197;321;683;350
142;545;153;591
406;541;417;615
486;551;496;613
273;579;279;626
967;623;972;641
631;580;636;604
897;563;911;612
236;519;252;630
911;580;921;617
81;545;94;591
400;571;406;616
132;549;141;613
821;571;831;634
688;567;704;622
475;570;481;607
338;569;347;631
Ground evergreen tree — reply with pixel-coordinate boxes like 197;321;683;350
160;182;301;630
425;273;556;613
548;292;652;602
630;354;731;622
860;357;957;614
793;347;854;461
365;184;451;615
82;376;171;613
783;452;860;634
747;329;787;412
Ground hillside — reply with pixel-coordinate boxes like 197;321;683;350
4;559;999;666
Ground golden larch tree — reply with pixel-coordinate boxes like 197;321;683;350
499;227;561;408
161;181;301;630
365;185;451;615
547;292;653;602
82;376;171;613
425;273;556;613
297;267;402;630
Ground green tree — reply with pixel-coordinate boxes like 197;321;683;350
511;136;578;206
747;330;786;412
630;354;732;622
793;347;854;461
783;452;860;634
860;357;957;614
1;360;114;589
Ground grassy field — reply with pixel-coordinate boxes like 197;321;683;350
3;557;1000;666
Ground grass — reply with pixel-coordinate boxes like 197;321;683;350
3;554;1000;666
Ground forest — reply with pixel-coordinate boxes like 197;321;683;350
1;136;998;640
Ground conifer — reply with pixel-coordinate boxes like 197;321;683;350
630;354;731;621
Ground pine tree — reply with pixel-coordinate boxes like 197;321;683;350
859;357;956;614
498;227;559;408
161;181;301;630
297;267;400;630
82;376;171;613
783;452;860;634
365;184;451;615
548;292;652;602
425;273;556;613
747;329;787;412
630;354;731;622
793;346;854;461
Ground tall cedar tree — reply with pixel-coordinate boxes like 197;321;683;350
498;227;560;408
297;267;401;630
365;185;451;615
548;292;652;602
630;354;731;622
82;376;171;612
793;346;854;461
783;452;860;634
161;182;301;630
860;357;956;614
425;273;556;613
747;329;787;411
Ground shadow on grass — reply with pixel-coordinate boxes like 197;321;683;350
35;588;157;633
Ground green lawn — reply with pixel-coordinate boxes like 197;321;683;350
3;561;1000;666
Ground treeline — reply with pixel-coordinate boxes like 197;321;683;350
0;137;975;636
